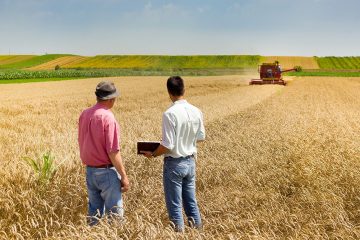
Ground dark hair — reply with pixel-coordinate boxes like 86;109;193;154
167;76;185;96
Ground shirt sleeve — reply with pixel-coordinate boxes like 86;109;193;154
161;112;176;150
196;111;206;141
104;117;120;154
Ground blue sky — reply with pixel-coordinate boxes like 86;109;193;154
0;0;359;56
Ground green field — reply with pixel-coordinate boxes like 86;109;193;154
0;55;36;66
0;54;72;69
286;70;360;77
316;57;360;69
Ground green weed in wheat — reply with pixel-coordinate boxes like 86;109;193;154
23;152;57;184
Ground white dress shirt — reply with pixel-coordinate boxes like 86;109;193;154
161;99;205;158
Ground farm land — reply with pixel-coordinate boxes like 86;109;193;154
1;55;360;83
0;55;360;239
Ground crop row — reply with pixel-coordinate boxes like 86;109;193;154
0;69;114;80
316;57;360;69
0;68;248;81
286;70;360;77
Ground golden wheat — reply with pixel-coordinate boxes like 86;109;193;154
27;56;88;70
262;56;319;69
0;75;359;239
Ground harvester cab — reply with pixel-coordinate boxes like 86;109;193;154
250;62;299;86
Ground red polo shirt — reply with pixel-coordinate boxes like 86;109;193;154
78;103;120;166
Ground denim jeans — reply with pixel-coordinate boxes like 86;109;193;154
163;156;202;231
86;166;123;225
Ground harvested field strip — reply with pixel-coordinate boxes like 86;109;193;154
28;56;88;70
0;54;72;69
316;57;360;69
64;55;261;69
0;55;35;65
262;56;319;69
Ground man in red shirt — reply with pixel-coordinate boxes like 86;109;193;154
78;81;129;225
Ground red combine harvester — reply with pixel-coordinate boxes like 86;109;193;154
250;62;299;86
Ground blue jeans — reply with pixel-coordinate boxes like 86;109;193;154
86;166;123;225
163;156;202;231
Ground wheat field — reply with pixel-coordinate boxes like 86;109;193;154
0;55;35;66
27;56;88;70
262;56;319;69
0;75;359;239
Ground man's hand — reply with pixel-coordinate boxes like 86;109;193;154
121;177;130;192
109;151;130;193
140;151;153;159
140;145;170;159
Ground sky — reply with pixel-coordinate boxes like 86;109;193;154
0;0;359;56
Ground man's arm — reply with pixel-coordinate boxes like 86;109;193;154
109;151;130;192
196;111;206;142
141;111;175;158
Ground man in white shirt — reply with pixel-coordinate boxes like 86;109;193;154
142;76;205;232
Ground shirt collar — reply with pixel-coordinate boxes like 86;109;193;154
94;102;109;110
172;99;187;105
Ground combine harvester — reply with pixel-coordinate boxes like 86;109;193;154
250;62;300;86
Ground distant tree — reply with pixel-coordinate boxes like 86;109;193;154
55;65;61;70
